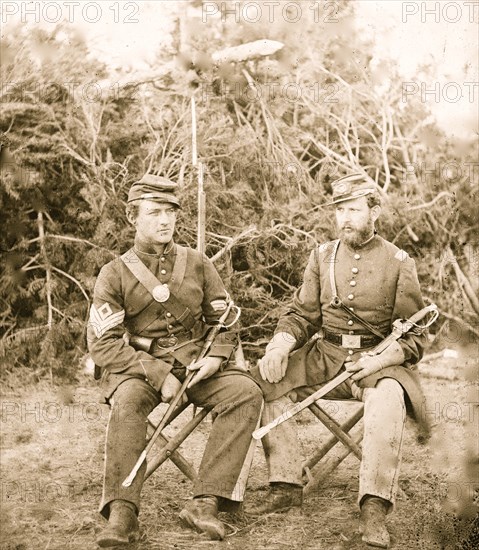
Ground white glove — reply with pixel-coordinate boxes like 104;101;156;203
258;332;296;384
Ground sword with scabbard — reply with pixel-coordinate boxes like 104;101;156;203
122;301;240;487
252;303;439;441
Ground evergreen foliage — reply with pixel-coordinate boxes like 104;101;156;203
1;3;477;385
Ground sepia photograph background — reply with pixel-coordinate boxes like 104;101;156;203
1;1;478;549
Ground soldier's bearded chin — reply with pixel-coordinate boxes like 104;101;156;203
340;218;375;249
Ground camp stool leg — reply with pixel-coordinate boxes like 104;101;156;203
145;405;210;481
303;402;364;495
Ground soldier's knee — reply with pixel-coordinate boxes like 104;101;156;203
254;384;264;405
234;375;263;403
369;378;405;408
111;379;157;420
245;380;264;409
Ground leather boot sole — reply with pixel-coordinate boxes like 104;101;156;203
359;514;390;548
179;508;225;540
361;533;390;548
96;527;139;547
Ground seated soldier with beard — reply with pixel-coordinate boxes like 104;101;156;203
249;174;429;549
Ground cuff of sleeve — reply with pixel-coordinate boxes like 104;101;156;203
268;331;297;352
274;325;305;349
209;330;236;360
209;342;235;360
398;340;413;363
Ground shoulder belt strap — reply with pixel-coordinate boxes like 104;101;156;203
328;240;385;339
327;239;341;297
120;247;197;331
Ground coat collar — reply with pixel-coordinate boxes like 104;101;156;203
343;232;380;254
133;237;176;257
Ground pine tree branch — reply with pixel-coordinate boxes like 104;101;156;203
438;311;479;340
46;235;118;256
445;247;479;316
380;105;394;193
210;227;257;263
50;266;90;306
409;192;454;211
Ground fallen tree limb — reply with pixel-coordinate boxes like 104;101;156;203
445;246;479;316
409;192;454;211
210;226;257;263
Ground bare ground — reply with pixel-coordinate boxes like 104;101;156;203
1;355;478;550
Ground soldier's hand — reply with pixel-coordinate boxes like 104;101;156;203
187;356;223;388
160;373;187;404
258;348;289;384
344;354;384;381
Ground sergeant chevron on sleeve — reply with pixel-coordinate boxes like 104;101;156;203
88;174;263;546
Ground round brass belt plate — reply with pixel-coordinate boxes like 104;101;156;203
156;336;178;348
152;284;170;303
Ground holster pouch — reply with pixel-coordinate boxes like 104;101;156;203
129;334;154;352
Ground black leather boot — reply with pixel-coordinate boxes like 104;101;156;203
248;482;303;514
179;495;225;540
96;500;139;547
359;495;391;548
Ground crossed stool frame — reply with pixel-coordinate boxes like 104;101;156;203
302;400;364;495
140;304;440;496
143;401;210;485
142;397;365;496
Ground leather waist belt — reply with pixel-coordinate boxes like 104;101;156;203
322;328;382;349
129;331;195;353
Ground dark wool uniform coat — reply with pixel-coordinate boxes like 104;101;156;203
88;236;263;510
87;239;236;399
252;235;430;435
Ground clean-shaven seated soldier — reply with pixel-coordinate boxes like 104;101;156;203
250;174;429;548
88;175;263;546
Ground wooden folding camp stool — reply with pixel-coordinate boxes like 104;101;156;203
302;399;364;495
143;401;211;484
142;342;248;483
